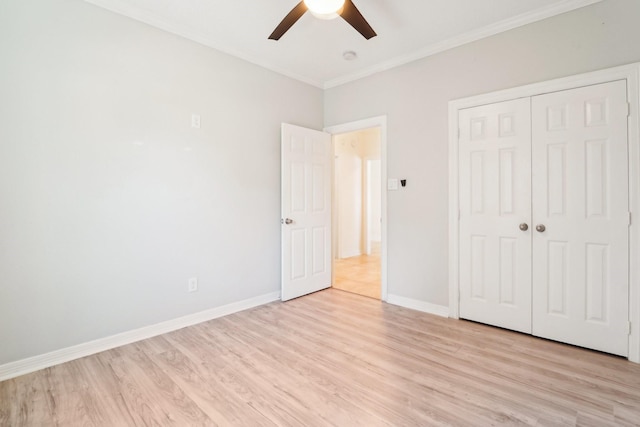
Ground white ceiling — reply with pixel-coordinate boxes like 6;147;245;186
85;0;601;88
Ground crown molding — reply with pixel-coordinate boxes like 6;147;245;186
84;0;602;90
323;0;603;89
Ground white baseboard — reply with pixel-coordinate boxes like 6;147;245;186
0;291;280;382
386;294;449;318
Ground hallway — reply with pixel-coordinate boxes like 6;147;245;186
332;243;381;299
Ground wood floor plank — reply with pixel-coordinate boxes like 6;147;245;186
0;372;51;426
238;310;515;426
149;347;274;426
207;315;397;426
2;288;640;426
159;326;298;426
40;363;98;426
100;346;214;426
71;352;137;425
262;298;555;425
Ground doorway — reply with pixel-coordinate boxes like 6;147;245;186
280;116;387;303
332;128;382;299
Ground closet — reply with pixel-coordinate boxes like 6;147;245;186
457;80;630;356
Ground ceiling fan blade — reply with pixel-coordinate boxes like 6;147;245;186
340;0;377;40
269;1;308;40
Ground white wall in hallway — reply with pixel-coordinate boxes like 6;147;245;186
334;129;381;259
335;133;363;258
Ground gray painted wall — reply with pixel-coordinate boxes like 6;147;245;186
0;0;323;364
324;0;640;307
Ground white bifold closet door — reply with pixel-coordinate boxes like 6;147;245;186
458;98;533;334
531;80;629;356
459;80;630;356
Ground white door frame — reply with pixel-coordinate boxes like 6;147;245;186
364;157;382;255
448;62;640;363
325;116;388;301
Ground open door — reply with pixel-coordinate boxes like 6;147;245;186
281;123;332;301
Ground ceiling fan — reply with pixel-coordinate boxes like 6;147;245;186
269;0;377;41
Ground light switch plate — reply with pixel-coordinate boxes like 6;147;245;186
388;178;399;191
191;114;201;129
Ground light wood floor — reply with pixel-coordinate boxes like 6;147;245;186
2;289;640;426
332;243;381;299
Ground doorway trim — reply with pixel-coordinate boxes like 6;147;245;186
325;116;388;302
448;62;640;362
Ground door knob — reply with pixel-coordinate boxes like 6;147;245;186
536;224;546;233
519;223;529;231
283;218;293;225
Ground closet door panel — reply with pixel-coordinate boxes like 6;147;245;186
531;80;629;356
458;98;532;333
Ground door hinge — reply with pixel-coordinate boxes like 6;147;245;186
628;321;632;336
627;102;632;117
629;212;632;226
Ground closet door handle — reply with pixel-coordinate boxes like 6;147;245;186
519;223;529;231
536;224;546;233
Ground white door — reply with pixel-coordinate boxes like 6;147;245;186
458;98;533;333
281;123;332;301
531;80;630;356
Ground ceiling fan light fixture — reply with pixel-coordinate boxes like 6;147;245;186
303;0;345;20
269;0;376;41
